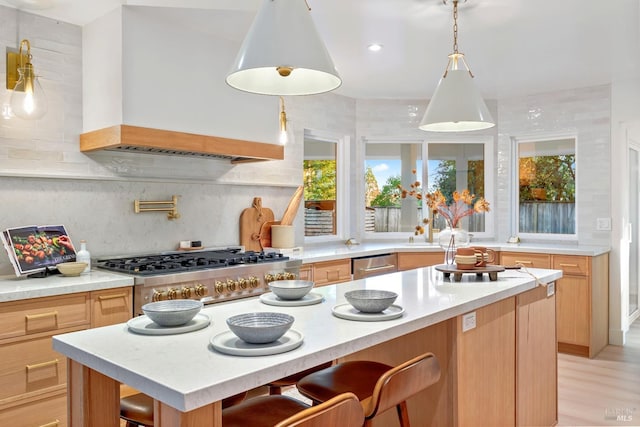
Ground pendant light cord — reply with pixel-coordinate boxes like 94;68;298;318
452;0;458;54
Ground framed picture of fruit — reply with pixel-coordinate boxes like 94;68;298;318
1;225;77;276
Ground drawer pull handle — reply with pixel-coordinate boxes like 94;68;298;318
360;264;396;273
38;420;60;427
515;260;533;265
559;263;579;268
98;293;127;301
25;311;58;321
26;359;59;371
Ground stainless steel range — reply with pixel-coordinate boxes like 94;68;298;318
96;248;301;315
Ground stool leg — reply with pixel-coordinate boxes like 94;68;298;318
396;401;411;427
125;422;140;427
269;385;282;395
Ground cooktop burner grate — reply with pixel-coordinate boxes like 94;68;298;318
97;249;289;276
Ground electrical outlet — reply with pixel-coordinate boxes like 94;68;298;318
462;311;476;332
596;217;611;231
547;282;555;297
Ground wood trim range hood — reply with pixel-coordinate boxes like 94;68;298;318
80;125;284;164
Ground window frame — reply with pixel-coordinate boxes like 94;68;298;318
511;133;578;242
362;135;495;241
303;128;350;244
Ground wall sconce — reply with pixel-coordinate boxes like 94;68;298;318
6;39;47;120
279;96;288;145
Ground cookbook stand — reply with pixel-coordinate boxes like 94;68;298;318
27;267;61;278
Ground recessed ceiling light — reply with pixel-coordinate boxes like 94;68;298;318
367;43;383;52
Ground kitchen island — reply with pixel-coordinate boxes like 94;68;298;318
53;265;562;426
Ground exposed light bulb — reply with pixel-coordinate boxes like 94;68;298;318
279;96;288;145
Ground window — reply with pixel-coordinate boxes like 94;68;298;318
364;138;493;238
515;137;576;237
303;130;349;242
365;141;422;234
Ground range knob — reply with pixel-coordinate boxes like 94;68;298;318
226;279;237;292
215;281;224;294
248;276;259;288
152;290;165;302
264;273;275;283
195;284;207;296
275;272;286;281
181;287;192;299
238;278;248;289
285;272;296;280
166;288;178;300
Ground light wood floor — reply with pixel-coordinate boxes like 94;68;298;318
558;320;640;426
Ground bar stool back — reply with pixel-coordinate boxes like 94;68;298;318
296;352;441;427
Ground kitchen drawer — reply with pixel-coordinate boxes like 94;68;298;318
0;294;90;341
500;252;551;269
553;255;589;276
298;264;313;282
0;334;70;401
0;389;67;427
312;259;351;286
397;252;445;271
91;287;133;328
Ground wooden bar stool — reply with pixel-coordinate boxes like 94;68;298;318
296;352;441;427
120;390;247;427
267;361;333;395
223;392;363;427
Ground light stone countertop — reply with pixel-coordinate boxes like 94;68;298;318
0;270;134;302
300;241;611;263
52;266;562;413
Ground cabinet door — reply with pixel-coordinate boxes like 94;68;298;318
397;252;445;271
0;389;67;427
556;276;590;347
91;288;133;328
517;285;557;427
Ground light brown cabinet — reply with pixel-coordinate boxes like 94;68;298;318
308;259;351;286
553;254;609;358
91;287;133;328
397;251;445;271
500;251;609;358
0;287;133;427
516;285;557;426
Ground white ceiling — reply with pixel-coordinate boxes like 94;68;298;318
1;0;638;100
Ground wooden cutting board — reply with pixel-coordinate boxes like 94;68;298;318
239;197;274;251
258;220;280;249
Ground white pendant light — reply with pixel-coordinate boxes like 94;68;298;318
226;0;342;96
419;0;494;132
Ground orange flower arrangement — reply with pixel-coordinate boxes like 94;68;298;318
398;170;490;231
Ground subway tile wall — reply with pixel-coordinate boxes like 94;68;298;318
497;85;611;245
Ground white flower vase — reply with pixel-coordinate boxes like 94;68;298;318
438;226;470;264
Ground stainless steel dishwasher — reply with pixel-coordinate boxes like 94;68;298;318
351;253;398;279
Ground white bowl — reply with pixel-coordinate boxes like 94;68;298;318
268;280;314;300
56;262;87;276
226;312;294;344
344;289;398;313
142;299;203;327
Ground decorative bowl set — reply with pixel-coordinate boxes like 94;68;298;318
344;289;397;313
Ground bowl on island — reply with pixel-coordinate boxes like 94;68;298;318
344;289;398;313
268;280;314;300
142;299;203;327
226;312;294;344
56;262;87;277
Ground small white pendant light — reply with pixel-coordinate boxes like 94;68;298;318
419;0;494;132
226;0;342;96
